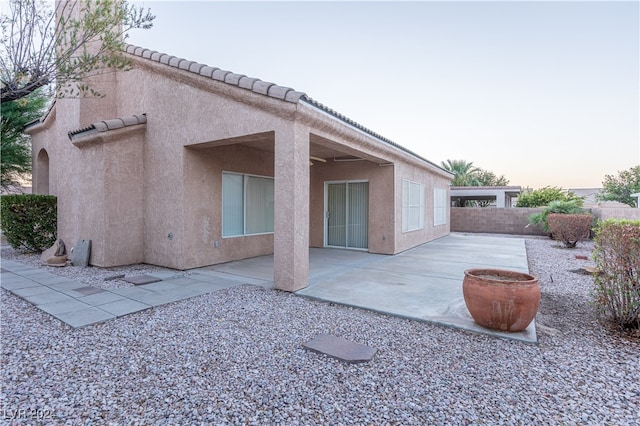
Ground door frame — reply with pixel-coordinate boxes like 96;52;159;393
323;179;369;250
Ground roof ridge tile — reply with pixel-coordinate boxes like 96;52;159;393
189;63;205;74
168;57;182;67
68;113;147;141
211;69;231;82
224;73;246;85
198;66;218;78
159;54;172;65
123;43;305;105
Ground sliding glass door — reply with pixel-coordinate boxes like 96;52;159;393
325;181;369;249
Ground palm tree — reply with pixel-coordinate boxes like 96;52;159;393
441;159;480;186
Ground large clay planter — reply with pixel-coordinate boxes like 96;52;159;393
463;269;540;332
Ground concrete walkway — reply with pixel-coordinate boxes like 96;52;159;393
1;233;535;342
0;262;247;328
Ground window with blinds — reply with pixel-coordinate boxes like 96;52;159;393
402;180;425;232
434;187;448;226
222;172;274;237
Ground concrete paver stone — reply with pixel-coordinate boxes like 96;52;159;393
303;334;377;363
123;275;162;285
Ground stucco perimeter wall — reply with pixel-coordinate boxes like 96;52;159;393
394;162;451;253
451;207;640;236
595;208;640;221
451;208;546;236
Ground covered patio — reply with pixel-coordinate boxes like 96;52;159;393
194;233;536;343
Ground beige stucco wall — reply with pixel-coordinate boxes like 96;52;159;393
309;159;395;254
28;103;145;267
182;144;275;269
394;161;451;253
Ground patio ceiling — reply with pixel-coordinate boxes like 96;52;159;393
185;131;393;165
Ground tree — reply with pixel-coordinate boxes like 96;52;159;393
441;159;481;186
516;186;583;208
1;88;49;188
476;169;509;186
597;166;640;208
0;0;154;103
441;159;510;187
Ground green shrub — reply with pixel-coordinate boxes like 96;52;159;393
516;186;583;207
0;194;57;252
547;213;593;248
528;199;587;235
593;220;640;330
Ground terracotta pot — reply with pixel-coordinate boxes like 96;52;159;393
463;268;540;332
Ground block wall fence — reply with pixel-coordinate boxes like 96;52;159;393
450;207;640;236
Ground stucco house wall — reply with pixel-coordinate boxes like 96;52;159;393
27;43;453;289
394;161;451;253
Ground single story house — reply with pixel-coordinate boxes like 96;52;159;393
26;44;453;292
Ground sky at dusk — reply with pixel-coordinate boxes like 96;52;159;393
128;0;639;189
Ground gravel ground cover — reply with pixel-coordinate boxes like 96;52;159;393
1;237;639;425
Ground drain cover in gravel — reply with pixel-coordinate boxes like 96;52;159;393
73;286;105;296
303;334;377;363
123;275;162;285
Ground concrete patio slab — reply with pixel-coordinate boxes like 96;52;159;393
53;307;116;328
123;275;162;285
50;281;98;295
97;299;151;317
297;234;536;343
189;268;272;287
146;271;183;280
11;284;61;298
39;299;93;315
1;254;252;327
109;286;157;299
0;275;43;290
73;286;105;296
203;233;536;343
76;291;126;306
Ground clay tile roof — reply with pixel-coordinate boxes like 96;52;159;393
121;43;450;172
93;122;108;132
238;76;259;90
252;80;275;95
198;66;217;78
211;69;230;82
68;113;147;141
123;43;305;105
189;63;205;74
179;60;195;71
224;73;245;85
267;85;292;100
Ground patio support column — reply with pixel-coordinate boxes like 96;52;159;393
274;123;309;291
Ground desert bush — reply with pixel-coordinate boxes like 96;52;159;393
528;199;587;235
547;213;593;248
516;186;583;208
592;219;640;330
0;194;57;251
